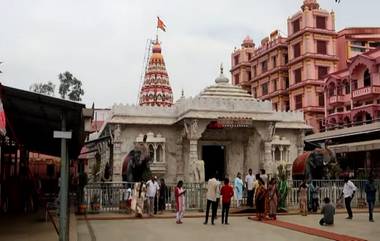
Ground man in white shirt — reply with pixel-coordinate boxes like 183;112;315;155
204;173;219;225
340;176;357;219
146;176;160;216
245;169;255;207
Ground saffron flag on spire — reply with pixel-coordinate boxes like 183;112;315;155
157;17;166;32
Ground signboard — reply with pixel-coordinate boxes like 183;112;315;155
53;131;72;139
207;118;253;129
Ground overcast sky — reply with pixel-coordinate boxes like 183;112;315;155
1;0;379;108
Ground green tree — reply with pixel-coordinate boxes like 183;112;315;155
29;81;55;96
58;71;84;101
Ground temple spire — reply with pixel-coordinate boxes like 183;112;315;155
138;37;173;107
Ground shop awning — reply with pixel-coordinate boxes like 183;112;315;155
328;139;380;153
0;84;91;159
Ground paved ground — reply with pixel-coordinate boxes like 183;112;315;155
278;213;379;241
78;213;379;241
0;213;57;241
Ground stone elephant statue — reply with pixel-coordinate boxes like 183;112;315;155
292;148;336;181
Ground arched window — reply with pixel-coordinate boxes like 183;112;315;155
156;145;163;162
364;69;371;87
149;145;154;161
344;81;350;95
328;84;335;97
274;147;281;161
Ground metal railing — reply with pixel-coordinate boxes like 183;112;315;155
82;180;379;213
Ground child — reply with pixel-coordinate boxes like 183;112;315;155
220;178;234;224
320;197;335;226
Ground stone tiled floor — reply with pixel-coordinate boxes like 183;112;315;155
78;213;379;241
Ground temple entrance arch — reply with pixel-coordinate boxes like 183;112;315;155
202;145;225;181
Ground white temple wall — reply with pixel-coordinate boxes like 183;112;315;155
119;124;179;183
245;129;262;175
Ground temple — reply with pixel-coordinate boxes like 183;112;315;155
94;63;308;183
139;37;173;107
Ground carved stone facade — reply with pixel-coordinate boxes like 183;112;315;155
97;68;308;183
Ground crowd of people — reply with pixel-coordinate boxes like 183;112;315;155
127;171;377;226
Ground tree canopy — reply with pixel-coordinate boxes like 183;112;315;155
58;71;84;101
29;81;55;96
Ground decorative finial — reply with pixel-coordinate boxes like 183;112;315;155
181;88;184;98
220;63;224;75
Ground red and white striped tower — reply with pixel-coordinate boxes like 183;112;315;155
138;37;173;107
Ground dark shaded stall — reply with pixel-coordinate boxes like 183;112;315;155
0;84;91;241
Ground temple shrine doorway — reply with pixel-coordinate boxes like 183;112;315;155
202;145;225;181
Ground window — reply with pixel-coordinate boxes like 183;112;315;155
318;66;329;79
292;19;300;33
247;71;252;81
262;82;269;96
293;43;301;58
234;74;240;85
285;101;290;111
283;54;288;64
337;85;343;96
352;80;358;90
346;105;351;111
369;42;380;48
294;68;302;84
328;85;335;97
344;81;350;94
261;60;268;73
337;107;344;113
272;79;278;91
252;65;257;77
285;77;289;89
295;95;303;110
234;55;239;65
272;56;277;68
247;53;252;60
351;41;366;47
364;69;371;87
318;93;324;107
317;40;327;55
316;16;327;29
351;47;365;53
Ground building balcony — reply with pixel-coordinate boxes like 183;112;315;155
328;95;350;106
352;85;380;99
351;104;380;119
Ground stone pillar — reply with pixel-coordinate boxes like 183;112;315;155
297;130;305;155
264;141;273;174
112;124;123;181
279;146;284;161
183;119;207;183
153;144;157;163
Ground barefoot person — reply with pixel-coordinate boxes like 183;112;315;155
299;181;308;216
268;178;279;220
175;180;186;224
255;178;266;221
365;176;377;222
319;197;335;226
340;176;357;219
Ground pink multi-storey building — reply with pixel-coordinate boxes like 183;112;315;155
231;0;337;132
231;0;380;133
324;49;380;130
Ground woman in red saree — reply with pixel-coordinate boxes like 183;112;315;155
175;180;186;224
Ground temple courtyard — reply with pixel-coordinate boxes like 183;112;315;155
77;213;379;241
